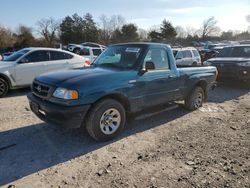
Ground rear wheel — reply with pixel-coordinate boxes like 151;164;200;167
86;99;126;141
192;62;198;66
184;87;204;110
0;78;9;98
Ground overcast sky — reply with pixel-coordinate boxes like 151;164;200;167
1;0;249;32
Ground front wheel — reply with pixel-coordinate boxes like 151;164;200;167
0;78;9;98
184;87;204;110
86;99;126;141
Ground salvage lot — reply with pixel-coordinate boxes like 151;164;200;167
0;84;249;188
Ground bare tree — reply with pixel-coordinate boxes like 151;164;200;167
247;15;250;31
200;17;220;38
37;18;59;46
99;15;126;44
175;26;187;38
138;28;148;41
0;26;15;48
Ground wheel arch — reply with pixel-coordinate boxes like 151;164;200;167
0;73;12;88
195;80;208;101
93;93;131;113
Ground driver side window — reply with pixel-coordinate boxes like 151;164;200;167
176;51;183;59
24;50;49;63
144;48;169;70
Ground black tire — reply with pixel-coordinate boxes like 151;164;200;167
192;62;198;66
0;78;9;98
86;99;126;141
73;48;81;55
184;87;204;110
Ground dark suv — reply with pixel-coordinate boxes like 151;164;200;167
204;45;250;86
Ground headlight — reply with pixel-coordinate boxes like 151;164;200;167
53;88;78;100
203;61;212;66
238;62;250;67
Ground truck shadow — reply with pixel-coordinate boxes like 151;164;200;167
4;88;30;98
208;82;249;103
0;105;188;186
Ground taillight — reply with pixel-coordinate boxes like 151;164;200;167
85;59;91;65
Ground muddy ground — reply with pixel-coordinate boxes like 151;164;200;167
0;83;249;188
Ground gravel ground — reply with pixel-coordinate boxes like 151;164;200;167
0;83;249;188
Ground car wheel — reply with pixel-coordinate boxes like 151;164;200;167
86;99;126;141
0;78;9;98
73;48;81;55
192;62;198;66
184;87;204;110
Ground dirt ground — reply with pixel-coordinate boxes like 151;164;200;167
0;83;249;188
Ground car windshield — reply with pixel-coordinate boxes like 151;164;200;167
93;46;142;69
3;49;30;61
217;46;250;58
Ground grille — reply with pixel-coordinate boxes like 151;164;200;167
32;81;51;98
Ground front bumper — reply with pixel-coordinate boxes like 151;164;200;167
27;93;91;128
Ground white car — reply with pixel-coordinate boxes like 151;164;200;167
80;46;105;64
67;42;106;54
0;47;88;97
173;47;202;66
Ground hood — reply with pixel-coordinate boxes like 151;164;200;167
0;61;15;69
36;67;137;89
207;57;250;64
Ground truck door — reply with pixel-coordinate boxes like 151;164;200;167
140;48;182;107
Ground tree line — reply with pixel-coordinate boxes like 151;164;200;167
0;13;250;50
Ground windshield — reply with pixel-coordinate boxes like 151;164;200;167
217;46;250;58
93;46;142;69
3;49;30;61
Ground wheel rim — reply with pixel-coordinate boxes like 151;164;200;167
100;108;121;135
194;92;203;108
0;81;6;95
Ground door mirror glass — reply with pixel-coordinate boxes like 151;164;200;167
145;61;155;71
19;57;29;64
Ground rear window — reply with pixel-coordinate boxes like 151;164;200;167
81;48;90;56
183;50;192;58
50;51;73;60
93;49;102;56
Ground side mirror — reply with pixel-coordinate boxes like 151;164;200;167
19;58;29;64
145;61;155;71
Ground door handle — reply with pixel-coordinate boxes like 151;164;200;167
168;75;175;79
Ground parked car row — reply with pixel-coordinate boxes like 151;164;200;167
1;42;249;142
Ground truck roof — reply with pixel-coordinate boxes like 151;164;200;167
109;42;171;48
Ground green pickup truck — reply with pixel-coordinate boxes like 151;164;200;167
27;43;217;141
